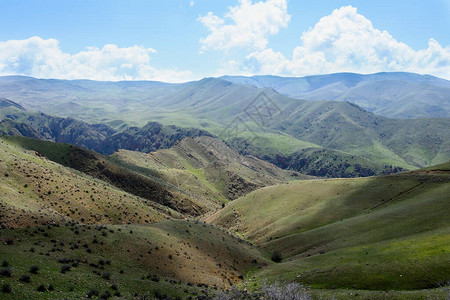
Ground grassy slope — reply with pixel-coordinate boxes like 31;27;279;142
0;135;268;298
0;220;267;299
1;135;216;216
209;163;450;291
113;136;310;204
0;136;176;228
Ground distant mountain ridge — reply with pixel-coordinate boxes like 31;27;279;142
221;72;450;119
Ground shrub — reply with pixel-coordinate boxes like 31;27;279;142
58;257;71;264
86;289;99;298
19;274;31;283
1;284;11;293
0;268;11;277
36;284;47;292
99;290;111;299
61;264;71;274
271;250;282;262
2;261;9;267
29;265;40;274
102;272;111;280
216;282;312;300
151;274;160;282
262;281;312;300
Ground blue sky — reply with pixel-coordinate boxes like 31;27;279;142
0;0;449;82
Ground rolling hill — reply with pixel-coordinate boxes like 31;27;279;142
113;136;309;203
1;76;449;172
0;220;267;298
1;122;449;298
0;135;220;217
0;98;212;155
208;162;450;292
1;97;423;178
0;135;176;228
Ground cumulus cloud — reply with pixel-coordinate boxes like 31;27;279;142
198;0;290;52
228;6;450;79
0;36;193;82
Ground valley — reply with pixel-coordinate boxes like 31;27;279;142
0;73;449;299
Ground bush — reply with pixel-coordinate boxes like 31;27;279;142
262;281;312;300
19;274;31;283
86;289;99;298
0;268;11;277
61;264;71;274
102;272;111;280
36;284;47;292
100;290;111;299
1;284;11;293
29;265;40;274
1;261;8;267
151;274;160;282
271;250;282;262
216;282;311;300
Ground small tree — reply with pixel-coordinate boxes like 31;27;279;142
271;250;282;262
29;265;40;274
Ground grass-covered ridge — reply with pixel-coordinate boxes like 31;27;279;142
209;162;450;291
113;136;310;203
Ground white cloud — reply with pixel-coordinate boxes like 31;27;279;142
198;0;290;52
228;6;450;79
189;1;195;7
0;36;193;82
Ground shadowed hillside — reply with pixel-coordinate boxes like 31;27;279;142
0;98;212;155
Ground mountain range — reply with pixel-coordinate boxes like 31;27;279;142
221;72;450;119
1;73;449;172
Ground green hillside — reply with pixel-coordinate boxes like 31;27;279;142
0;135;218;217
0;136;175;228
2;76;449;171
209;163;450;291
113;136;309;203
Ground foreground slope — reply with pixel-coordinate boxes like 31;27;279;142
0;135;267;298
0;220;266;298
209;162;450;290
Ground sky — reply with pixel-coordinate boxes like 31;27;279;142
0;0;449;82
